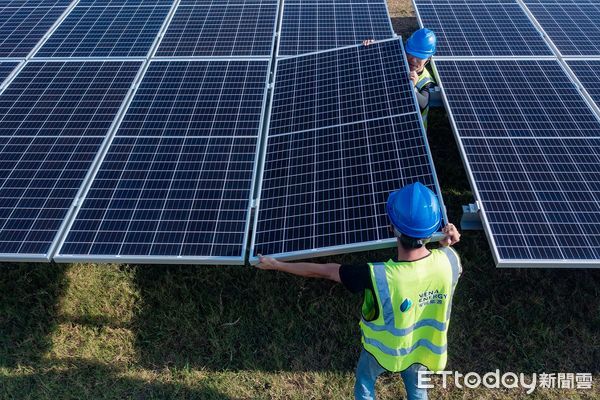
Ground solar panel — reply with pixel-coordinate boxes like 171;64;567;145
0;62;19;85
0;5;67;58
252;39;441;259
278;2;394;56
0;61;141;260
567;60;600;110
270;41;417;136
35;4;171;58
523;0;600;56
434;60;600;138
435;59;600;266
413;0;553;57
0;0;71;8
76;0;174;6
462;137;600;262
56;60;269;263
155;2;278;57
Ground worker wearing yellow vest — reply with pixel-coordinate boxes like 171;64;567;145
364;29;437;130
256;182;461;400
406;29;437;130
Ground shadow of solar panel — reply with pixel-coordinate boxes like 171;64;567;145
414;0;552;57
57;60;269;263
35;4;171;58
523;0;600;56
156;2;277;57
279;2;394;56
0;6;67;57
0;61;140;260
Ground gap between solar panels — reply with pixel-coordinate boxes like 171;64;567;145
412;0;600;268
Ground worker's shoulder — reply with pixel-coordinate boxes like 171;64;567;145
432;247;462;274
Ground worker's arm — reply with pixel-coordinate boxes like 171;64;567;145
255;255;341;283
414;88;430;109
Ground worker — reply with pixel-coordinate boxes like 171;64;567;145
364;28;437;130
256;182;462;400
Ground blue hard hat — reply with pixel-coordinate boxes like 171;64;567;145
386;182;441;239
405;28;437;59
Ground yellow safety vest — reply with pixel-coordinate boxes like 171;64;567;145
359;247;461;372
416;68;435;130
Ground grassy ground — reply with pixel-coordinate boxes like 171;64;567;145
1;2;599;400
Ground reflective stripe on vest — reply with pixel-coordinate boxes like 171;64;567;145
359;249;460;372
415;68;434;130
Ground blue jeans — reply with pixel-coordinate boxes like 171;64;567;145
354;349;428;400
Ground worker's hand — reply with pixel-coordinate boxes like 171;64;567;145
409;71;419;86
256;254;281;270
440;223;460;247
362;39;375;46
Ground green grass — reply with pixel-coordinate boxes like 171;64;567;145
0;109;598;399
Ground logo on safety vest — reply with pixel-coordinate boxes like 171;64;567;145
400;298;412;312
418;289;447;307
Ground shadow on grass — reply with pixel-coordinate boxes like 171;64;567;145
131;263;362;372
0;263;68;368
0;358;232;400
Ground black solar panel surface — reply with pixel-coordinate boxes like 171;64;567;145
415;0;552;57
279;2;393;56
58;60;269;261
156;2;277;57
35;4;171;58
0;61;140;257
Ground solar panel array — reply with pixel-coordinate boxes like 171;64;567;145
567;60;600;110
523;0;600;56
252;39;440;259
414;0;552;57
413;0;600;267
35;3;172;58
58;60;268;263
0;61;140;259
0;4;69;57
279;1;394;56
155;2;278;57
0;0;441;264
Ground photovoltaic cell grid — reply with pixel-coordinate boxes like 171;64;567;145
0;5;67;58
522;0;600;56
269;40;416;136
435;60;600;263
77;0;173;5
253;40;439;258
567;60;600;110
0;62;19;84
462;137;600;261
155;3;278;57
278;2;394;56
0;61;141;258
0;0;71;10
57;60;269;262
434;60;600;138
414;0;552;57
35;4;171;58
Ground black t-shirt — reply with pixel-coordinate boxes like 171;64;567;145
339;263;372;293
